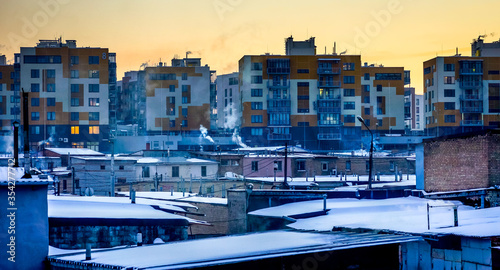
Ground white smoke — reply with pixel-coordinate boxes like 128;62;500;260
199;125;215;144
0;135;14;154
223;104;239;130
232;129;248;148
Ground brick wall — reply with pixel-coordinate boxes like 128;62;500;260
186;202;229;236
49;225;188;249
424;133;500;192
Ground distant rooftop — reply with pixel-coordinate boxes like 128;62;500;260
45;148;104;156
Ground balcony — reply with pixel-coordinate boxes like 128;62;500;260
461;106;483;113
317;94;341;100
317;81;341;88
267;99;291;113
268;133;292;141
317;133;342;140
460;81;483;89
460;95;482;101
267;67;290;74
317;67;341;75
267;94;291;101
318;107;341;113
317;120;342;126
267;81;290;89
461;120;483;126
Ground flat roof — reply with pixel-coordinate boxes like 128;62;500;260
47;230;421;269
46;148;104;156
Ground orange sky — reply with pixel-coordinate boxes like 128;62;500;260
1;0;500;93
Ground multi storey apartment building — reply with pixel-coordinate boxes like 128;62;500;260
0;62;19;136
238;37;406;150
216;72;240;130
404;87;424;132
143;58;214;135
18;39;116;152
423;41;500;136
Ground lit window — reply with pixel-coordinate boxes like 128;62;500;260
71;126;79;134
89;98;99;107
89;126;99;134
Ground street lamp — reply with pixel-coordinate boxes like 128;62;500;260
357;116;373;189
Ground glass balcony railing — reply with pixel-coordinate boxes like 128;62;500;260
461;120;483;126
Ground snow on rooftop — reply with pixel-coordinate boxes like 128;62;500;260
48;199;192;221
48;230;420;269
46;148;104;156
135;157;217;165
117;191;198;209
48;195;186;213
250;197;500;238
0;167;53;184
176;196;228;205
245;174;416;186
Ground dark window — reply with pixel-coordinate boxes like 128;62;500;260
182;108;188;117
251;161;259;172
343;76;355;84
363;96;370;103
444;64;455;72
169;85;175;92
444;89;455;97
251;89;263;97
377;85;382;92
182;73;188;80
344;115;355;123
71;112;79;121
31;112;40;121
251;115;263;123
375;73;402;80
364;107;370;115
344;102;355;110
297;82;309;87
424;67;431;74
71;84;80;93
444;102;455;110
100;165;105;170
201;166;207;177
89;84;99;92
362;85;370;92
89;112;99;121
251;102;263;110
31;69;39;78
47;98;55;106
344;89;355;96
71;56;79;65
251;76;263;84
364;73;370;80
71;98;79;107
89;56;99;65
297;69;309;73
142;166;150;178
251;62;262;70
297;160;306;171
31;98;39;107
488;70;500;75
444;115;455;123
346;160;351;171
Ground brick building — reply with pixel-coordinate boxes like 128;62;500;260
423;129;500;192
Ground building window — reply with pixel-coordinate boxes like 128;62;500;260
31;83;40;92
31;112;40;121
169;120;175;128
71;112;79;121
71;126;79;134
251;161;259;172
182;96;188;104
344;115;355;123
444;64;455;71
297;160;306;171
71;70;79;78
346;160;351;171
89;126;99;134
251;102;263;110
343;63;355;71
46;69;55;78
89;70;99;78
444;102;455;110
364;73;370;80
119;166;124;170
364;107;370;115
344;88;355;96
182;85;189;92
169;85;175;92
444;89;455;97
89;56;99;65
71;84;80;93
251;128;263;136
71;56;79;65
363;96;370;103
47;112;55;121
221;159;229;166
251;88;263;97
343;102;355;110
201;166;207;177
343;76;355;84
251;115;263;123
89;98;99;107
172;166;179;177
31;69;39;78
362;85;370;92
47;98;55;106
390;161;395;171
251;76;263;84
89;112;99;121
182;73;188;80
444;76;455;84
31;98;39;107
444;115;456;123
89;84;99;92
31;126;40;135
376;85;382;92
251;62;262;70
142;166;150;178
322;162;328;172
181;119;188;127
378;119;383;126
47;83;56;92
375;73;402;80
181;108;188;117
297;69;309;73
71;98;79;107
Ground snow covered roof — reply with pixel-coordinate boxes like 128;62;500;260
47;230;421;269
136;157;217;165
48;199;204;226
0;167;53;185
45;148;104;156
250;197;500;238
71;156;140;162
234;145;309;153
117;191;198;209
176;196;228;205
48;195;186;213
